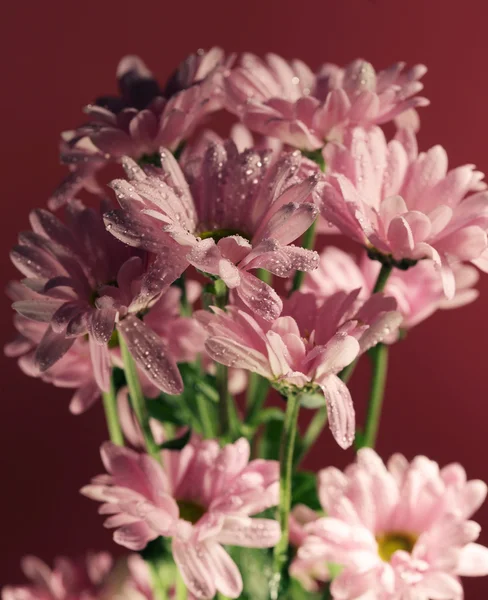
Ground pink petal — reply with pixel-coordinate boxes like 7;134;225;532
172;539;216;599
89;336;111;392
318;374;355;449
117;316;183;394
457;543;488;576
34;326;75;372
236;271;282;322
216;516;281;548
200;542;243;598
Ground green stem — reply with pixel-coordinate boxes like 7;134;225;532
272;393;301;597
175;570;187;600
147;562;167;600
357;343;389;449
337;263;393;385
256;268;272;285
102;374;124;446
290;220;318;294
295;406;328;466
213;281;239;440
245;373;271;426
372;263;393;293
120;336;161;462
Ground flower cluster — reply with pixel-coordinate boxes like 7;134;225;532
5;47;488;600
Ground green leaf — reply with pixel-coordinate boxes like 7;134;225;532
291;471;321;511
259;418;283;460
160;427;192;450
287;578;323;600
228;547;274;600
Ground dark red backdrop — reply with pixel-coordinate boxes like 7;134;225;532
2;0;488;594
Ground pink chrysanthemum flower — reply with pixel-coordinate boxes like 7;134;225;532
105;141;320;321
303;247;479;332
5;280;204;414
225;54;428;150
197;294;401;448
9;200;186;395
296;449;488;599
2;553;116;600
320;126;488;298
82;438;280;599
51;49;230;209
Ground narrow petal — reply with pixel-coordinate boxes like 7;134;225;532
318;374;355;449
117;315;183;394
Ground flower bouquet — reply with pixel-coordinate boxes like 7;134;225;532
4;48;488;600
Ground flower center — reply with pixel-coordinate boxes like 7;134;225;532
177;500;206;524
376;531;418;562
198;228;250;243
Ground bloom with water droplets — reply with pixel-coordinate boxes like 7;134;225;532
81;438;280;599
1;552;117;600
9;200;186;395
294;448;488;599
225;54;429;150
303;247;479;334
320;126;488;298
105;140;320;321
50;49;230;209
197;293;401;449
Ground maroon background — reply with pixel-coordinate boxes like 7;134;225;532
2;0;488;594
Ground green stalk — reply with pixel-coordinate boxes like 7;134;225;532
290;220;317;294
294;406;328;466
119;336;161;462
272;393;301;597
372;263;393;293
148;562;167;600
213;281;239;440
175;570;187;600
357;343;389;449
101;374;124;446
337;262;393;385
245;373;271;426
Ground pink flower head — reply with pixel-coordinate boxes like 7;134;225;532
2;553;115;600
320;126;488;298
303;247;479;332
9;200;185;395
51;49;230;209
225;54;429;150
105;141;320;321
82;438;280;599
296;449;488;599
197;294;401;448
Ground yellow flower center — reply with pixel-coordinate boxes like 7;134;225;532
177;500;206;524
376;531;418;562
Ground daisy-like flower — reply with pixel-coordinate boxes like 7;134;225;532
197;292;402;448
320;126;488;297
104;140;320;321
2;553;116;600
9;200;186;395
296;448;488;599
225;53;429;150
303;247;479;333
51;49;230;209
81;438;280;600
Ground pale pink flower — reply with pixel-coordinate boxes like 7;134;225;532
105;141;320;321
51;49;230;209
320;126;488;298
2;553;115;600
303;247;479;332
197;294;401;448
225;54;428;150
82;439;280;599
296;448;488;599
9;200;186;395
